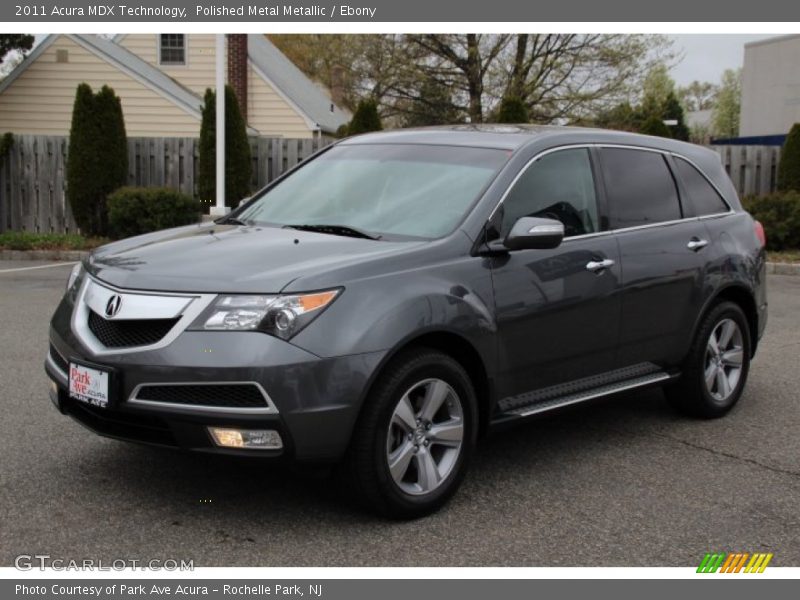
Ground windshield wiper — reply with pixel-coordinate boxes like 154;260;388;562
283;224;382;240
215;216;250;226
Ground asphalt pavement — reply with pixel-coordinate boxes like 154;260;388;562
0;260;798;567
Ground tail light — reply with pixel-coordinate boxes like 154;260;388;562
754;220;766;247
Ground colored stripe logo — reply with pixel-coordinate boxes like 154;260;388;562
697;552;773;573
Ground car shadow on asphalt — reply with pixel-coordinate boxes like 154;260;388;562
76;387;680;522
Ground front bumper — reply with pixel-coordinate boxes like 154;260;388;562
46;293;385;462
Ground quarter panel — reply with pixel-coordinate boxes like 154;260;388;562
695;212;767;348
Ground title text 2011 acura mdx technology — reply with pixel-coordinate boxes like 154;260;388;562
46;125;767;518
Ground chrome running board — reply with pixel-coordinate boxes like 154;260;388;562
495;362;676;419
506;372;673;417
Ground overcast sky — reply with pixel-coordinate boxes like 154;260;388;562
669;34;774;85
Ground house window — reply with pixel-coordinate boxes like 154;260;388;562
159;34;186;66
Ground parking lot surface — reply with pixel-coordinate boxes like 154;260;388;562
1;260;798;566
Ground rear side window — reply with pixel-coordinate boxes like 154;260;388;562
673;157;729;216
601;148;681;229
500;148;599;238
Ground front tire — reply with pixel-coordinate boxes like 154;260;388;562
666;301;751;418
343;348;478;519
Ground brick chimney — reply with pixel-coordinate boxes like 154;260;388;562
330;65;346;108
227;34;248;121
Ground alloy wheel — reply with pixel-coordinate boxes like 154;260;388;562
385;378;464;496
704;318;744;402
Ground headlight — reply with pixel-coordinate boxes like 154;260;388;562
202;295;275;330
66;263;82;291
66;263;84;302
192;289;340;340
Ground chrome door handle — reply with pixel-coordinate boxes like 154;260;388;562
687;238;709;251
586;259;615;273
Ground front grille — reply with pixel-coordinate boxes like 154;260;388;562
135;384;269;408
88;310;179;348
49;343;69;373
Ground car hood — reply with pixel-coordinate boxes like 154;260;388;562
88;223;424;293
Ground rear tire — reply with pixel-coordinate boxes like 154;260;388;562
342;348;478;519
666;301;751;419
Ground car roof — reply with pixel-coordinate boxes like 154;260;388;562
339;124;565;150
340;124;716;159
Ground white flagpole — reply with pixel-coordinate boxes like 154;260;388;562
210;33;229;216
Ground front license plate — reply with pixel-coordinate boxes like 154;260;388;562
68;362;110;408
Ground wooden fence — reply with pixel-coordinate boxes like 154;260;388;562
708;145;782;198
0;135;783;235
0;134;332;234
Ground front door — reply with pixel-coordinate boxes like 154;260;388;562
490;147;622;402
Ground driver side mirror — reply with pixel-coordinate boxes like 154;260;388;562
487;217;565;252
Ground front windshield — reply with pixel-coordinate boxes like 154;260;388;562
237;143;509;240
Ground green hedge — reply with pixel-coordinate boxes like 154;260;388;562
197;86;252;205
743;191;800;251
66;84;128;237
778;123;800;192
496;96;529;123
347;99;382;135
0;231;106;251
0;132;13;159
108;187;202;239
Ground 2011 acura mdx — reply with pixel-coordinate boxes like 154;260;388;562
46;125;767;518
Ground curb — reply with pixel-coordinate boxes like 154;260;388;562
2;250;800;276
766;262;800;276
0;249;90;261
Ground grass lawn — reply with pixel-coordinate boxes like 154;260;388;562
0;231;108;251
768;251;800;263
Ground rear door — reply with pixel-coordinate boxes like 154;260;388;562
491;147;622;400
599;146;709;368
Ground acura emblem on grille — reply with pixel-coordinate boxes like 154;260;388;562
105;294;122;318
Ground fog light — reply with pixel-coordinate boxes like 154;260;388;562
48;380;61;410
208;427;283;450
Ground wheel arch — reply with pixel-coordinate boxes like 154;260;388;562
694;284;760;357
358;329;495;438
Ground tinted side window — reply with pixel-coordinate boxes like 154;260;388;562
601;148;681;229
501;148;599;238
673;157;729;216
